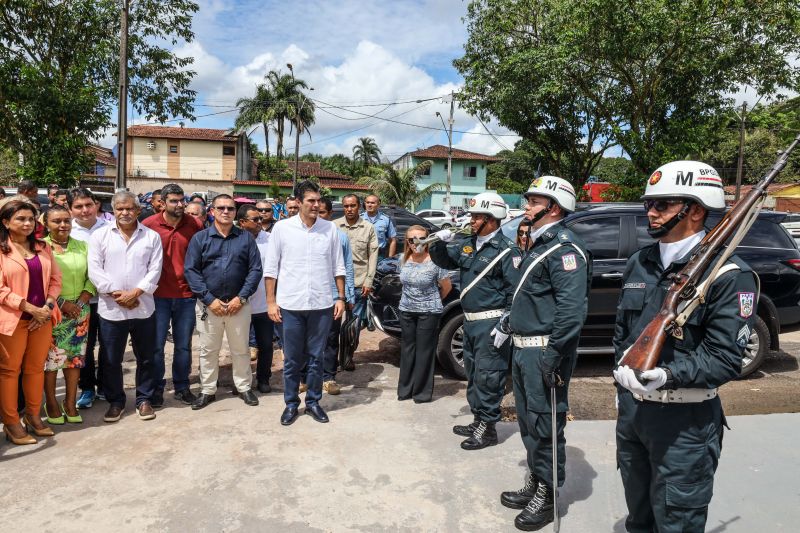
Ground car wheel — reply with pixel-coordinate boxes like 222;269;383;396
738;315;770;379
436;313;466;380
440;223;452;229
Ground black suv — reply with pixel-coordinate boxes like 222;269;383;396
368;205;800;379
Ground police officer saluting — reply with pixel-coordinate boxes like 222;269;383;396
613;161;759;532
429;193;520;450
499;176;590;531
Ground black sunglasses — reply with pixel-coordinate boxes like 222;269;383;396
643;199;684;213
214;206;236;212
517;229;531;236
244;217;262;223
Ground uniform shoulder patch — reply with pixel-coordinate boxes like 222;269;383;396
512;256;522;269
738;292;754;318
462;245;473;255
561;253;577;271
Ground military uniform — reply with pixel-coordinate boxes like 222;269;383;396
429;231;520;425
613;243;758;533
509;222;590;488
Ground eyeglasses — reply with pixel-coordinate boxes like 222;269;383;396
244;217;262;223
166;199;185;205
517;230;531;237
213;206;236;212
644;199;685;213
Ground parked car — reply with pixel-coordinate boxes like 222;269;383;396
329;204;437;253
415;209;457;229
368;205;800;380
782;213;800;245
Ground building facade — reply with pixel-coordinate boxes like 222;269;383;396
233;161;371;201
392;145;500;210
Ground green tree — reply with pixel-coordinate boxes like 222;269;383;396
456;0;800;185
357;161;443;210
235;82;274;171
352;137;382;172
0;0;198;184
266;70;313;160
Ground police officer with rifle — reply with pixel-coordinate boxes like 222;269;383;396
613;160;763;532
499;176;590;531
429;192;520;450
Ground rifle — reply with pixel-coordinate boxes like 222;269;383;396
619;134;800;379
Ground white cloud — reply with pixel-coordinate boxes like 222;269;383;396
454;123;519;155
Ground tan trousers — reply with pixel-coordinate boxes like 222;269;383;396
195;302;252;395
0;320;53;425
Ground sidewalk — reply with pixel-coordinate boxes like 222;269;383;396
0;356;797;531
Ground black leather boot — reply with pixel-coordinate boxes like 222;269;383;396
514;482;554;531
501;472;538;509
460;420;498;450
452;416;479;437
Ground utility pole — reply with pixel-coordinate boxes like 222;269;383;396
116;0;129;191
445;91;454;212
292;94;303;194
735;101;747;202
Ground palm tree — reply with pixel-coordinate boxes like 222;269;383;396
234;82;274;170
266;70;313;160
352;137;382;171
358;160;442;210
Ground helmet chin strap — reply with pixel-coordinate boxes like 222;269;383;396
526;198;553;226
647;201;693;238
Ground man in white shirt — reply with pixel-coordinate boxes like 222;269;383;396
237;205;274;394
265;180;346;426
68;187;109;409
88;191;163;423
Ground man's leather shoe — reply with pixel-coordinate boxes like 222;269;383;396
191;394;216;410
256;380;271;393
241;390;259;406
305;404;329;423
280;406;299;426
174;389;197;405
136;401;156;420
103;405;123;423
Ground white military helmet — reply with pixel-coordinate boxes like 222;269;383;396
643;160;725;211
467;192;507;220
524;175;576;212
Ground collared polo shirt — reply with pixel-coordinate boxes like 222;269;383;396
335;216;379;288
263;215;345;311
361;211;396;250
142;212;202;298
184;223;263;306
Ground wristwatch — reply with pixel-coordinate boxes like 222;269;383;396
334;296;345;302
238;296;249;305
46;302;55;310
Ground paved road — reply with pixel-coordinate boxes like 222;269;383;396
0;330;797;531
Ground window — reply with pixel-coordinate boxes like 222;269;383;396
223;146;235;156
636;215;795;249
421;165;431;176
417;211;431;218
463;166;478;179
169;145;178;153
568;216;621;259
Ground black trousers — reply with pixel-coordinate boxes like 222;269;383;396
99;315;157;408
398;311;440;402
79;302;105;392
251;312;274;383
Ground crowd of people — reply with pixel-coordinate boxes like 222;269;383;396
0;180;401;441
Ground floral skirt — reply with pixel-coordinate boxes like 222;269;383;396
45;304;90;371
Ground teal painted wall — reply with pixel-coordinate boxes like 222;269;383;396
411;155;492;210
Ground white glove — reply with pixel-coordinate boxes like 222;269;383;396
613;365;666;396
490;328;509;349
435;229;454;242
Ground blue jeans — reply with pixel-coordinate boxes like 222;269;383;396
251;312;274;383
153;297;197;393
281;307;333;409
99;314;157;408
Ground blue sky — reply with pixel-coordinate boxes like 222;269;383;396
107;0;519;160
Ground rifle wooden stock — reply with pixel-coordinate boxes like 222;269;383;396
619;133;800;376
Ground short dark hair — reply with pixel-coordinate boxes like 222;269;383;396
211;194;234;207
161;183;184;199
67;187;96;208
320;198;333;211
48;184;59;192
294;180;319;201
43;204;70;226
55;189;69;198
17;180;37;194
189;193;206;205
236;204;258;220
0;187;5;197
341;193;360;206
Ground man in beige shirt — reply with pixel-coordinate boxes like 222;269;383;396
334;194;379;333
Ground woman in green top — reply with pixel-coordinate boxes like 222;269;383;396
42;205;95;424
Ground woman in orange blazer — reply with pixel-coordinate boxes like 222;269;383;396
0;199;62;445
